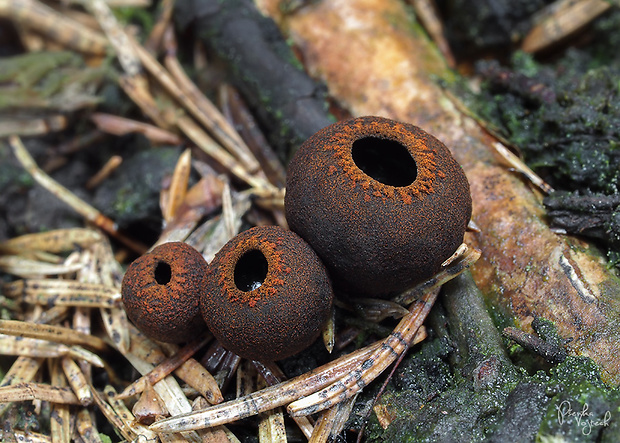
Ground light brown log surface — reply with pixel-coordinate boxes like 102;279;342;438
257;0;620;384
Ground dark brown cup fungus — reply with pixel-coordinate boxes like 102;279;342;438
121;242;208;343
201;225;334;362
285;116;472;297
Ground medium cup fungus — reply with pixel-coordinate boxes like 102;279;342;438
285;116;472;297
121;242;208;343
201;225;334;361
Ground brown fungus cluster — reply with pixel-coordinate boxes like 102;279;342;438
121;116;471;361
200;226;334;362
121;242;208;343
285;116;472;296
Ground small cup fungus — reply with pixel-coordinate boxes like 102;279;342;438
200;225;334;361
285;116;472;297
121;242;208;343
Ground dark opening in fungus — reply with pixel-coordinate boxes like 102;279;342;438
201;226;334;362
352;137;417;187
154;261;172;285
285;116;472;297
234;249;268;292
121;242;208;343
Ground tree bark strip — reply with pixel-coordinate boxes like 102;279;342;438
256;0;620;384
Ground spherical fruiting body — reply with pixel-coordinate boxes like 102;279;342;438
121;242;208;343
201;225;334;361
285;116;472;296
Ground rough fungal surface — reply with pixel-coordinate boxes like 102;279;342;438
121;242;208;343
201;225;334;362
285;116;472;296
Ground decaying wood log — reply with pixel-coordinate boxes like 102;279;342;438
256;0;620;384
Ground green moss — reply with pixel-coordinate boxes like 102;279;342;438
537;357;620;441
464;48;620;195
452;11;620;266
365;315;620;441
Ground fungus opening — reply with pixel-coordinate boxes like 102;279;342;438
154;261;172;285
234;249;268;292
352;137;417;187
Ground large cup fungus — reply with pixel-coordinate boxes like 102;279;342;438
285;116;472;297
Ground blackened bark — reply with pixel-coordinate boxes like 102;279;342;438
174;0;333;162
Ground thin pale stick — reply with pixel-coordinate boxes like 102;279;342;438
90;385;137;441
86;0;140;74
50;359;72;442
394;246;481;305
522;0;611;53
492;142;554;194
86;155;122;189
76;408;104;443
0;429;51;442
0;115;67;137
0;319;109;352
0;228;103;254
287;291;436;416
103;385;160;442
119;75;171;130
408;0;455;67
176;114;270;190
150;341;382;432
0;256;83;277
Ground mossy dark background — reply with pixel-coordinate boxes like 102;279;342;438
455;11;620;268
